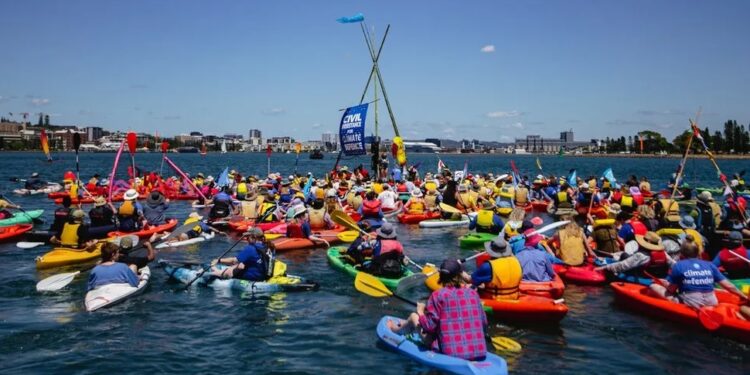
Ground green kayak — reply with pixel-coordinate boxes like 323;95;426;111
696;187;750;195
326;247;413;290
0;210;43;227
729;278;749;294
458;232;496;249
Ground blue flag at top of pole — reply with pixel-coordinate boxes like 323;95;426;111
217;167;229;187
602;168;616;184
339;103;368;156
568;169;577;185
336;13;364;24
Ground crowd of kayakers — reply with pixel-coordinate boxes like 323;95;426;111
6;161;750;371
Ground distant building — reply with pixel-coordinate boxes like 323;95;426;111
403;141;441;153
248;129;262;139
84;126;104;142
53;129;87;151
0;122;22;141
513;130;594;153
224;133;243;140
189;131;203;137
267;136;295;152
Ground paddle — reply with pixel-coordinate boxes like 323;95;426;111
127;132;137;187
293;142;302;174
643;271;724;331
439;202;462;215
182;232;250;290
74;132;82;187
354;272;522;353
336;230;359;243
159;141;168;176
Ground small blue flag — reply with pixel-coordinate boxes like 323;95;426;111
217;167;229;187
603;168;616;184
568;169;577;185
336;13;364;24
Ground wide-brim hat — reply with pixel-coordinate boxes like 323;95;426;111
411;189;423;197
376;222;398;239
147;191;165;205
124;189;139;201
94;196;107;207
485;237;512;257
635;232;664;251
71;209;85;220
697;191;713;203
196;173;205;178
679;215;696;229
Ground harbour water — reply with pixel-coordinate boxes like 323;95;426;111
0;152;748;374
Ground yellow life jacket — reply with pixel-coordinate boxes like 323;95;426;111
620;195;634;208
425;181;437;192
372;182;384;194
424;193;438;209
602;180;611;189
60;222;81;247
259;202;276;222
407;198;425;214
485;257;522;300
556;191;568;203
194;177;204;187
457;192;475;210
184;216;202;233
308;207;327;229
708;202;722;226
515;187;528;204
684;228;705;253
559;230;585;266
658;199;680;216
476;209;496;228
69;184;78;199
503;220;522;238
241;200;259;219
237;182;248;195
594;218;615;228
315;188;326;200
119;200;135;216
499;186;514;199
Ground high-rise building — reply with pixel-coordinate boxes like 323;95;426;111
249;129;262;139
560;130;574;143
322;132;337;151
84;126;103;142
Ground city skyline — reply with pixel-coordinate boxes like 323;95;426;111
2;1;749;141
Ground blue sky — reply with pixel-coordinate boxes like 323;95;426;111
1;1;748;142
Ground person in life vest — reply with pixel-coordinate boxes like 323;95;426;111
48;195;73;233
516;229;556;282
649;239;749;308
211;227;275;281
173;212;220;242
617;211;647;243
359;191;384;220
552;221;595;266
455;184;477;212
24;172;47;190
235;176;249;201
671;215;707;256
404;188;426;215
308;198;334;230
692;191;722;239
637;205;660;232
50;209;94;249
590;217;623;254
596;231;675;278
574;183;600;214
364;222;407;278
469;200;504;234
240;189;261;220
324;189;344;214
143;190;170;226
395;180;409;194
423;183;441;212
472;237;522;300
347;186;364;211
639;176;652;195
285;206;311;239
713;231;750;279
88;196;116;238
208;187;238;221
550;182;574;212
117;189;144;232
514;182;529;207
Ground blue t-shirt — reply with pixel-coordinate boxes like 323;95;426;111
236;243;268;281
667;259;726;293
516;247;555;282
214;192;236;205
87;262;139;291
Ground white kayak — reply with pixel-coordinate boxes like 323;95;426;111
155;232;216;249
418;215;470;228
84;266;150;312
13;182;62;195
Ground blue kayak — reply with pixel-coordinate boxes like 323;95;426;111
376;315;508;375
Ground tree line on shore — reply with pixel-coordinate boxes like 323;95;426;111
597;120;749;154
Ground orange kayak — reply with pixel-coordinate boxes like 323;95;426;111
519;274;566;299
611;282;750;344
227;219;284;233
108;219;178;239
0;224;33;242
396;211;441;224
270;228;346;251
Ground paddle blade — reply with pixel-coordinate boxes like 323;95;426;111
127;132;137;154
264;233;282;240
331;210;360;232
439;203;461;214
295;142;301;154
489;336;522;353
161;140;169;153
354;272;392;298
36;271;81;292
73;132;81;151
17;241;45;249
698;308;723;331
530;220;570;236
337;230;359;243
423;264;441;289
395;273;427;295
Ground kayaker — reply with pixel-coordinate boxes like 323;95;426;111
143;190;170;226
208;186;238;220
49;195;73;233
423;184;441;212
456;184;477;212
550;181;574;213
648;239;749;307
117;234;157;273
469;200;504;234
24;172;47;190
692;191;722;241
472;238;522;300
285;207;311;239
595;231;674;278
712;231;750;279
387;258;488;361
240;190;261;220
88;196;116;238
404;189;426;215
617;211;647;243
308;199;335;230
516;229;556;282
50;209;94;249
359;191;384;222
211;228;274;281
117;189;144;232
378;184;399;211
552;221;595;266
175;212;218;241
0;196;22;220
87;243;141;291
590;218;623;254
637;205;660;232
324;189;344;214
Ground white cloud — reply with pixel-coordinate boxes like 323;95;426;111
0;96;13;104
486;110;522;119
509;122;524;129
480;45;495;53
30;98;50;106
262;108;286;116
311;123;322;129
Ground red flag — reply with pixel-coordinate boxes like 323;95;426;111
266;144;272;158
127;132;137;155
161;141;169;153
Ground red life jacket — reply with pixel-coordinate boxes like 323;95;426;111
644;250;668;277
362;200;382;217
396;183;408;193
286;222;304;238
632;194;644;206
718;246;750;278
628;220;647;236
379;240;404;256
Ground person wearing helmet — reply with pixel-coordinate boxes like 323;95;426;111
24;172;47;190
211;228;275;281
50;209;94;249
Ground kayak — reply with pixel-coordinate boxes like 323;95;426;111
155;232;215;249
553;261;607;286
422;265;568;323
397;192;411;203
516;203;533;212
13;182;62;195
376;315;508;375
419;215;470;228
396;211;441;224
269;228;345;251
382;201;404;219
108;219;178;239
611;282;750;344
160;260;318;294
85;266;151;312
35;236;138;269
0;224;33;242
0;210;44;227
530;200;550;211
459;232;496;249
327;247;413;290
519;274;566;299
227;219;284;233
695;187;750;195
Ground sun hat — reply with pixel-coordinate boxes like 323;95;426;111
147;191;165;205
524;228;542;247
293;206;307;217
196;173;204;178
411;188;423;197
635;232;664;251
678;215;696;229
124;189;138;201
697;191;713;203
94;196;107;207
244;227;264;238
376;222;398;239
71;209;85;219
119;236;134;250
485;237;512;257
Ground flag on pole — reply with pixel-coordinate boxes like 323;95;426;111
568;169;577;185
723;186;733;197
336;12;365;23
217;167;229;187
536;157;542;171
266;144;272;158
437;158;446;174
602;168;616;184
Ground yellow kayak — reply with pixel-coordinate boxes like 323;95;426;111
36;243;104;269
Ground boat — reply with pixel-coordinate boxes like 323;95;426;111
107;219;178;239
553;261;607;286
0;224;33;242
220;139;227;154
458;232;496;249
309;149;324;159
13;182;62;195
0;210;44;227
84;266;151;312
36;236;138;269
611;282;750;344
382;201;404;219
159;260;319;295
176;146;199;153
327;247;414;290
418;215;470;228
396;211;441;224
269;228;348;251
376;315;508;375
155;232;215;249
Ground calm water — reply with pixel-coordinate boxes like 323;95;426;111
0;151;748;374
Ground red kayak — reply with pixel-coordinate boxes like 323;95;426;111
553;261;607;286
476;254;565;298
530;200;550;211
396;211;441;224
108;219;178;239
611;282;750;344
270;228;346;251
0;224;33;242
227;219;284;233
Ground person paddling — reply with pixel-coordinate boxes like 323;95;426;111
50;210;95;249
516;229;556;282
713;231;750;279
117;189;143;232
210;228;274;281
595;231;674;278
469;200;504;235
117;234;157;273
87;243;143;291
143;190;170;226
472;238;522;300
88;196;116;237
0;197;23;220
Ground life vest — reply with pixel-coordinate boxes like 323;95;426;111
456;192;474;210
718;247;750;278
499;186;514;199
259;202;276;222
628;220;648;236
286;222;304;238
396;183;408;193
372;182;384;194
503;220;522;238
362;200;381;218
89;206;112;226
593;226;619;253
308;207;327;229
60;223;81;247
53;207;71;225
556;191;570;204
237;182;248;195
424;193;438;209
644;250;669;277
184;216;202;233
484;257;522;300
476;209;496;229
314;188;326;200
559;230;586;266
210;199;231;219
620;195;634;209
241;200;259;219
407;198;424;214
708;202;722;227
69;184;78;199
515;187;528;205
378;239;404;257
658;199;680;217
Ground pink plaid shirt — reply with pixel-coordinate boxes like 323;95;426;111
418;286;488;360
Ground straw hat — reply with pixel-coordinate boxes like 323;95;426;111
71;209;85;220
635;232;664;251
678;215;696;229
411;188;423;197
124;189;138;201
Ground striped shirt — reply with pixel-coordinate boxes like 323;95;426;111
419;286;488;360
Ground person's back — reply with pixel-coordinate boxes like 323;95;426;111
558;226;586;266
421;284;487;360
210;190;233;219
143;193;169;226
516;247;554;282
235;242;269;281
378;189;397;209
87;243;139;291
714;232;750;279
89;204;114;227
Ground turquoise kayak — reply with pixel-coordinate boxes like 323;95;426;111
376;315;508;375
458;232;496;249
0;210;43;227
327;247;413;290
